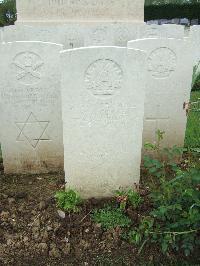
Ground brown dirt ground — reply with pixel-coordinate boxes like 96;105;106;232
0;162;199;266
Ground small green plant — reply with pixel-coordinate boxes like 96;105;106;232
128;167;200;256
55;189;82;213
144;130;185;179
115;189;143;210
92;206;132;230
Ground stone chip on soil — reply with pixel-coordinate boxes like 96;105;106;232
49;244;61;258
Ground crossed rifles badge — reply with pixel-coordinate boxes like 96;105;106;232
13;52;44;85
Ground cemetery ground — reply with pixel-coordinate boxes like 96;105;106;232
0;92;199;266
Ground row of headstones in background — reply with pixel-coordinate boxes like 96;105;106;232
0;39;194;197
1;23;185;48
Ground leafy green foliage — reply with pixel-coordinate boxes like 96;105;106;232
115;189;143;210
185;91;200;149
144;130;185;178
55;189;82;213
92;206;132;230
129;167;200;256
145;1;200;21
191;61;200;91
0;0;16;27
127;132;200;256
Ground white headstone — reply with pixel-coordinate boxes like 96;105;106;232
189;25;200;47
128;38;193;148
138;24;185;40
0;28;2;41
3;23;145;48
0;42;64;174
3;25;62;44
3;24;84;49
84;22;143;47
84;23;114;46
16;0;145;23
61;47;146;198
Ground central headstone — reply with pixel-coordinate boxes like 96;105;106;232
16;0;144;22
61;47;146;198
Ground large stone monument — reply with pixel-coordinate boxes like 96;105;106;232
16;0;145;23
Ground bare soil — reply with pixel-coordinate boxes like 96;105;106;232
0;165;199;266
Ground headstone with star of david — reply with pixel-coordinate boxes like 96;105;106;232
61;47;146;199
0;41;64;174
128;38;193;148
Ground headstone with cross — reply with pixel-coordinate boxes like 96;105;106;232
144;103;170;146
128;38;193;148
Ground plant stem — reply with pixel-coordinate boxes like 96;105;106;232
149;229;198;236
138;239;148;255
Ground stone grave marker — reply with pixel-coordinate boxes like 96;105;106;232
0;27;3;43
128;38;193;148
0;41;64;174
61;47;146;198
3;24;84;50
3;25;62;44
84;23;114;46
84;22;144;47
16;0;145;23
137;24;185;40
188;25;200;48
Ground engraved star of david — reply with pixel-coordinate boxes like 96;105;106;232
16;113;50;148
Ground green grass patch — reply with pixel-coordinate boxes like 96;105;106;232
92;205;132;230
185;91;200;148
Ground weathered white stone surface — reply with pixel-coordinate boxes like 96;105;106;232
187;26;200;82
3;25;62;44
4;23;185;50
61;47;146;198
188;25;200;46
0;41;64;174
128;38;193;148
84;23;114;46
16;0;145;22
3;24;84;49
137;24;185;39
0;28;3;43
3;23;144;48
84;23;143;47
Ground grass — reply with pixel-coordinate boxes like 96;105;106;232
185;91;200;148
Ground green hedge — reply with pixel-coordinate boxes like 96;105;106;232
0;0;16;27
145;3;200;21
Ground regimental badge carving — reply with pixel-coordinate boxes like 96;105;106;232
92;27;107;45
16;113;50;148
85;59;123;97
13;52;44;85
144;26;159;38
147;47;177;79
115;27;131;43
